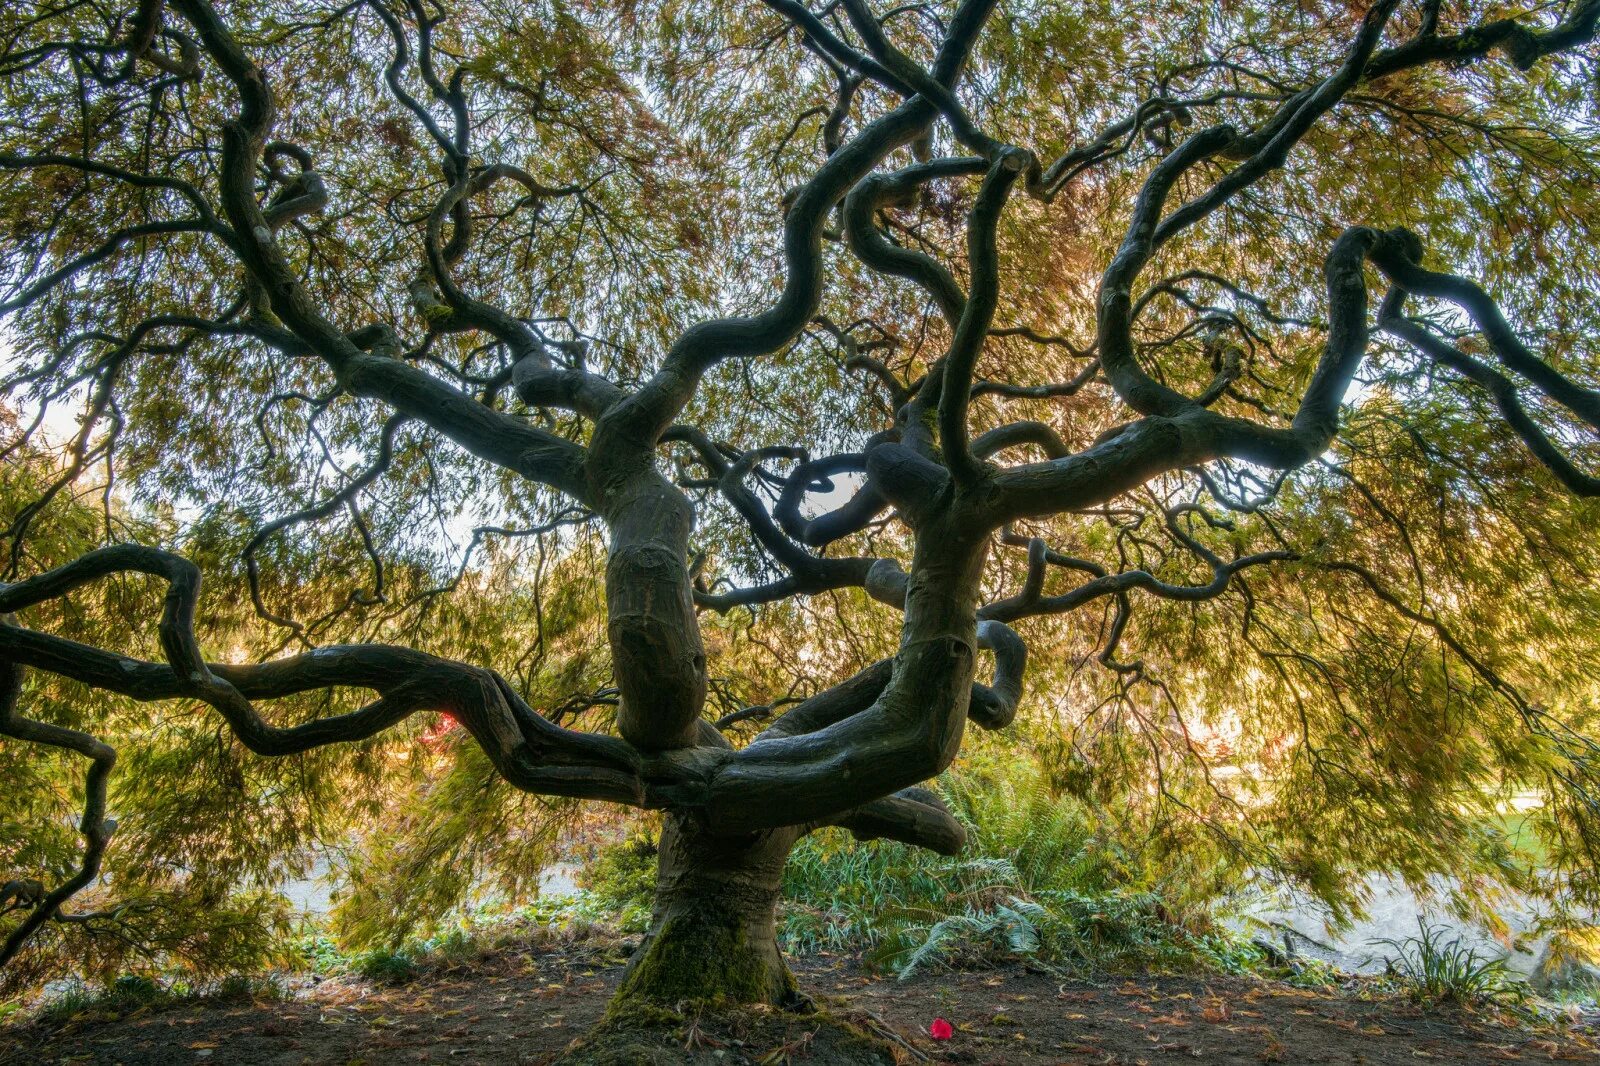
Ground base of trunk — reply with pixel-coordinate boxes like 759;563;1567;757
614;898;798;1007
560;816;902;1062
611;815;801;1009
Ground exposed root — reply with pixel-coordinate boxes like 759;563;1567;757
552;1002;900;1065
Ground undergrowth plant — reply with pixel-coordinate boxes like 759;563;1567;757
26;972;286;1025
576;828;659;935
650;748;1256;978
1369;920;1529;1009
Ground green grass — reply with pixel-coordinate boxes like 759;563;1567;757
1483;811;1551;865
34;971;286;1024
1370;920;1529;1009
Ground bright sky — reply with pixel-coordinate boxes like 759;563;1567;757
1;330;92;449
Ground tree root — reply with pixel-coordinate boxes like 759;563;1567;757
552;1002;899;1065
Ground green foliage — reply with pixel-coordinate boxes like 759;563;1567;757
779;751;1247;976
1370;920;1529;1009
288;897;620;991
513;890;624;933
34;970;283;1024
1283;957;1345;992
577;827;659;934
327;736;579;951
876;896;1054;979
351;949;419;985
0;888;295;1001
210;974;288;1003
295;933;350;977
40;973;160;1024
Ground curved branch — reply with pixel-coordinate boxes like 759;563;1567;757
1366;1;1600;80
968;619;1024;729
971;420;1070;461
0;219;219;315
169;0;591;502
996;224;1389;521
0;662;117;970
772;452;889;547
0;547;650;802
827;785;966;855
1150;1;1401;251
980;521;1294;625
1380;312;1600;496
241;414;405;641
938;151;1028;484
598;3;998;446
842;156;984;325
1369;237;1600;431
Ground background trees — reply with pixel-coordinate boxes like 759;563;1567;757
1;0;1598;1008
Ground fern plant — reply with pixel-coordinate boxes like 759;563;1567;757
776;751;1245;976
878;897;1052;979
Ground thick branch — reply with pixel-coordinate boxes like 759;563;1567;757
0;662;117;970
0;547;650;801
828;785;966;855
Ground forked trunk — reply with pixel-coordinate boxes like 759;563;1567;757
612;814;803;1009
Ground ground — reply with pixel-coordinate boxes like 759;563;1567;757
2;937;1597;1065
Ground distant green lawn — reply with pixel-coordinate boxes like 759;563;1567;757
1485;810;1550;866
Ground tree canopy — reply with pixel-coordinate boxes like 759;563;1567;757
1;0;1599;999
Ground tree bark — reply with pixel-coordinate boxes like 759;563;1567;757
612;815;804;1009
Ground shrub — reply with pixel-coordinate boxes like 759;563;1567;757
352;949;418;984
210;974;286;1002
296;932;350;975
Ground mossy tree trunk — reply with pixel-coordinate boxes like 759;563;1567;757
612;814;804;1009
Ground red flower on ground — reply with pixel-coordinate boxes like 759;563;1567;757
929;1018;954;1041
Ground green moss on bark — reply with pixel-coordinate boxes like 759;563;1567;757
612;910;795;1008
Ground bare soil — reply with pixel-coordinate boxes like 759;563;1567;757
2;939;1596;1065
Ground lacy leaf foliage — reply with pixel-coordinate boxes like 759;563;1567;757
1;0;1599;987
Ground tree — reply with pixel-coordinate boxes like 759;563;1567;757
2;0;1599;1025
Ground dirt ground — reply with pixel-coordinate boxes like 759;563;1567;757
3;939;1597;1065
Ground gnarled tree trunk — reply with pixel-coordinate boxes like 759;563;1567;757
613;815;804;1009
